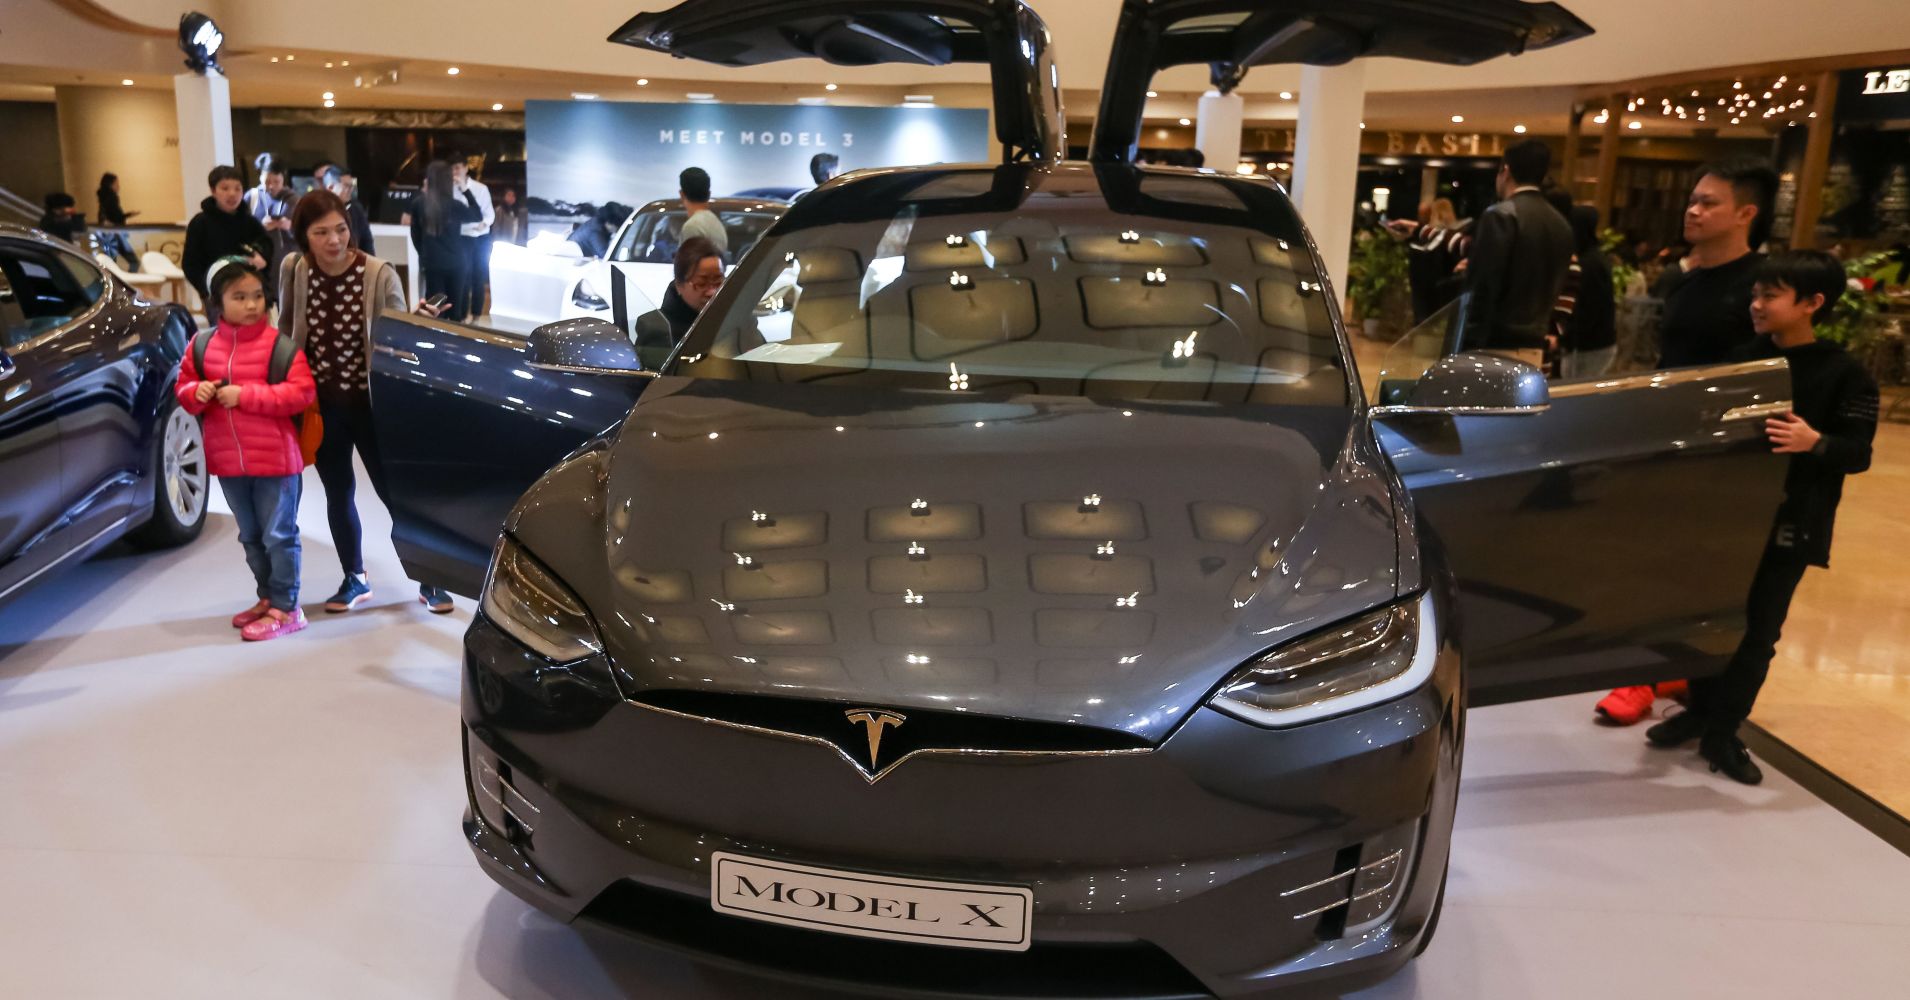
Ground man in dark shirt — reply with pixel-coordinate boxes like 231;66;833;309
1462;138;1574;367
1654;157;1778;369
1643;251;1878;784
38;193;85;244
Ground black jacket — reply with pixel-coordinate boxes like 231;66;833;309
1732;337;1879;567
633;282;699;365
409;194;479;273
1462;189;1574;351
346;199;377;257
182;196;270;298
96;188;129;227
1656;252;1761;369
1566;246;1617;353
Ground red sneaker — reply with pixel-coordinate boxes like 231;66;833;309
241;608;307;642
231;600;272;629
1655;680;1690;706
1595;685;1656;726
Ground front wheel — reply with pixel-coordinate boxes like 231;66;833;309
129;402;209;548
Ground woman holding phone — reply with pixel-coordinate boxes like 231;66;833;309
281;188;456;615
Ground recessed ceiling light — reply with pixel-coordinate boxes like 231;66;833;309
571;92;598;100
270;56;279;63
341;60;350;67
492;102;504;111
285;54;295;61
1145;90;1157;98
1513;124;1527;134
325;62;334;68
637;78;649;86
825;83;838;91
121;79;134;86
1279;91;1293;100
1450;115;1464;124
1628;120;1642;130
322;91;334;100
323;100;335;108
1359;122;1366;129
447;67;460;76
1178;117;1191;126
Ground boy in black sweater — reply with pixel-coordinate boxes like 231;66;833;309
1647;250;1880;784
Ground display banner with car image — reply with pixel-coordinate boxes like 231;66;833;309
524;100;991;225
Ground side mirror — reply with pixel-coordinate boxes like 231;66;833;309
1377;352;1549;415
527;318;657;377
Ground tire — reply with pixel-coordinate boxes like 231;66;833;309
129;400;210;548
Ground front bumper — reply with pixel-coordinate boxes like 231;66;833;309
461;614;1462;999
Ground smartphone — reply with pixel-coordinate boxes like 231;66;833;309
424;293;450;310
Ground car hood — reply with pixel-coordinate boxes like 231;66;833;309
548;377;1400;743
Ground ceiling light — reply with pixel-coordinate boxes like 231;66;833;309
1450;114;1464;123
447;67;460;75
571;92;598;100
1359;122;1366;129
270;56;279;63
1145;90;1157;98
1178;117;1191;125
121;79;134;86
1733;80;1742;89
825;83;838;91
322;99;334;108
1280;91;1293;100
687;91;715;100
1235;163;1255;175
285;54;295;61
341;60;349;66
491;102;503;111
1628;120;1642;130
637;78;649;86
1513;124;1527;134
1808;111;1817;118
322;90;334;100
1691;90;1700;97
325;61;333;68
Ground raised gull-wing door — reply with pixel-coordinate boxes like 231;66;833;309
611;0;1064;164
1090;0;1593;162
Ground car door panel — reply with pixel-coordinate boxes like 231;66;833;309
0;303;67;596
1375;359;1791;704
369;314;648;597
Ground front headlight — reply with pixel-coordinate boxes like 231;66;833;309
481;536;604;663
1210;592;1436;727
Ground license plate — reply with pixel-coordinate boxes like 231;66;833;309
709;852;1033;952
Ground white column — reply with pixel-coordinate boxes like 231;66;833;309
1195;90;1244;173
173;71;233;223
1291;63;1367;297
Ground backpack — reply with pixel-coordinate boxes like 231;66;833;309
190;330;323;468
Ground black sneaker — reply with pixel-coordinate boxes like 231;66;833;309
1700;735;1764;786
419;584;454;614
1645;710;1708;748
323;573;373;613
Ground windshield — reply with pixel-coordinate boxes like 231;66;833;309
608;206;784;264
673;166;1349;406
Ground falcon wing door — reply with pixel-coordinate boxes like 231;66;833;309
1374;359;1791;705
1091;0;1593;161
611;0;1063;163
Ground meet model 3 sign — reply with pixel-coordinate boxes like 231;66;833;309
710;852;1034;951
525;100;990;214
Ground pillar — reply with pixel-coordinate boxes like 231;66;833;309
1790;71;1842;250
1591;95;1626;232
1292;62;1366;297
1561;103;1585;201
1195;90;1244;173
174;71;233;225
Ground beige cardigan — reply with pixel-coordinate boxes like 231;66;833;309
275;251;409;359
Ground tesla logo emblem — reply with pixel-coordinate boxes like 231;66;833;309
844;709;906;771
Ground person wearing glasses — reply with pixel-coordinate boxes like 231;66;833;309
633;236;722;366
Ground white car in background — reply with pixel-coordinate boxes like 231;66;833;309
489;197;788;327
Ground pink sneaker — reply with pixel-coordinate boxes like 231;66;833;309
241;608;307;642
231;600;272;629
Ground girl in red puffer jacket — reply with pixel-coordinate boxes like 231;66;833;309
175;258;318;641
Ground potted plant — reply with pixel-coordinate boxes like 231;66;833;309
1347;230;1410;338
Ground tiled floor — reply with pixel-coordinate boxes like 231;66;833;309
3;464;1909;998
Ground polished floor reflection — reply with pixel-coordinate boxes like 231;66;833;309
1750;418;1910;817
2;461;1908;998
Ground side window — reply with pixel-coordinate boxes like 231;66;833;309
0;243;101;342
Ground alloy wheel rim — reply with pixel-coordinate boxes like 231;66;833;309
163;407;207;526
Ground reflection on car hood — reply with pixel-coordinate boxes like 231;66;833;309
568;378;1398;743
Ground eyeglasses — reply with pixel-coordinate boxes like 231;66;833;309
689;276;724;291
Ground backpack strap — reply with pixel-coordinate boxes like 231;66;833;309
267;333;298;384
190;330;213;381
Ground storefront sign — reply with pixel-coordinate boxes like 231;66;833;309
1246;129;1516;160
1839;66;1910;123
526;100;989;214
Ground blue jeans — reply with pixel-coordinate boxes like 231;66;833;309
221;475;302;612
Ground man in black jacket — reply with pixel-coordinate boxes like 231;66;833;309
1644;251;1879;784
1655;157;1778;369
182;165;268;323
1462;138;1574;366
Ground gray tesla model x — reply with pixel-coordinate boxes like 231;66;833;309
368;2;1793;995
